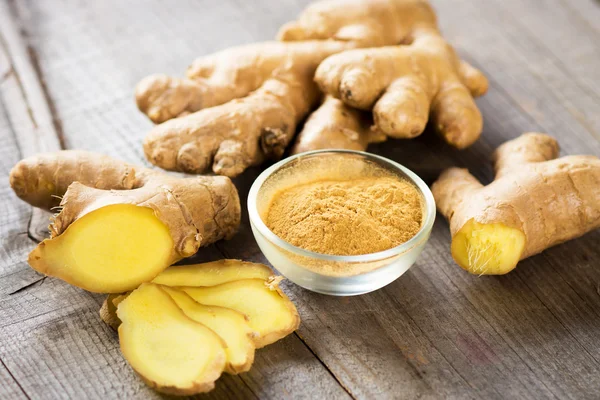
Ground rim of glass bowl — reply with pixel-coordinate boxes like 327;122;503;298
248;149;436;264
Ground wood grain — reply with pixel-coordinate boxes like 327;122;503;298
1;0;599;399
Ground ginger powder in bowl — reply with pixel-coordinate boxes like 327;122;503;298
266;177;423;257
248;150;435;296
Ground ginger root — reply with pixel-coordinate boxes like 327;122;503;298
432;133;600;275
9;151;240;293
281;0;488;149
117;283;227;395
291;95;385;154
136;0;484;173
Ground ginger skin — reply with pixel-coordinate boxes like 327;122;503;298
10;151;240;292
432;133;600;275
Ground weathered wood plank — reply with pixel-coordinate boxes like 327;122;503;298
1;0;600;399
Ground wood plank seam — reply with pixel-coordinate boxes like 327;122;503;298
293;331;356;399
0;355;30;400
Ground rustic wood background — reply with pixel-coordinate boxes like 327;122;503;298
1;0;599;399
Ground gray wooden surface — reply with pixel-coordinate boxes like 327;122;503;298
1;0;599;399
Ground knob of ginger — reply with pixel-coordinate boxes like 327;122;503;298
432;133;600;275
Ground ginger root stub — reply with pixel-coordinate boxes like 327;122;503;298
9;151;241;293
432;133;600;275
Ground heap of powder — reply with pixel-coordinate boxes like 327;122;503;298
265;176;423;256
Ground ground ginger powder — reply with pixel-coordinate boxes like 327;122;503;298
265;176;423;256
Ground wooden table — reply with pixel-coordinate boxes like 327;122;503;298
1;0;599;398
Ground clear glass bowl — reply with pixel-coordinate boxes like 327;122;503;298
248;150;436;296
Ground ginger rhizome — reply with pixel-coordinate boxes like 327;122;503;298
101;260;300;394
282;0;488;149
432;133;600;275
136;0;487;175
9;151;241;293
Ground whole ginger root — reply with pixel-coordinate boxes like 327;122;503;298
9;151;241;293
432;133;600;275
136;0;487;174
284;0;489;149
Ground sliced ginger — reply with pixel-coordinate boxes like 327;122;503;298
152;259;273;287
9;150;240;293
117;283;226;395
182;278;300;348
162;287;257;374
432;133;600;274
31;205;173;293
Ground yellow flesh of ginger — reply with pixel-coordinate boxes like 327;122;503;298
451;220;526;275
162;286;256;374
153;260;272;286
28;204;173;293
183;279;299;348
118;284;225;395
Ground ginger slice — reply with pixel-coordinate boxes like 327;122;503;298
152;259;273;287
10;150;240;293
182;278;300;348
432;133;600;274
162;286;257;374
30;205;173;293
117;283;226;395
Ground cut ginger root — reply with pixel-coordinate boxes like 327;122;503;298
9;151;240;293
432;133;600;275
118;283;227;395
162;287;257;374
152;259;273;287
136;0;486;173
182;278;300;348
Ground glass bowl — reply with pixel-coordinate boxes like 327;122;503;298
248;150;435;296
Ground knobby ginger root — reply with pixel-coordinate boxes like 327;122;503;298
138;41;353;176
137;0;486;173
9;151;240;293
432;133;600;275
117;283;227;395
283;0;488;149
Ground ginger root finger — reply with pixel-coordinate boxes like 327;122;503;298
117;283;226;395
10;151;241;293
316;34;485;148
141;41;352;177
152;259;273;287
432;133;600;275
136;41;339;124
277;0;436;46
9;150;136;210
162;287;257;374
182;278;300;348
291;96;385;154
